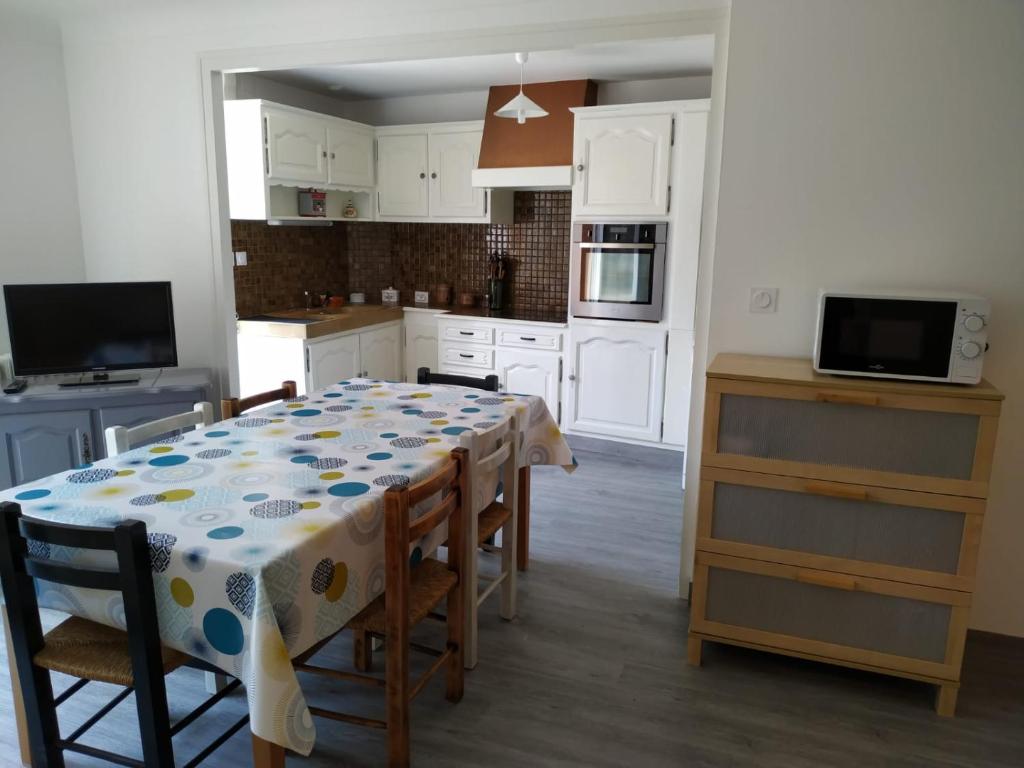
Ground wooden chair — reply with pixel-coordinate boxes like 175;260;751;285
221;380;297;419
104;402;215;457
295;449;467;768
0;502;248;768
417;367;499;392
458;414;519;669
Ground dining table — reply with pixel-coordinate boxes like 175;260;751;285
0;377;575;766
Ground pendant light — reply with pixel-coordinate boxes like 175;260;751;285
494;52;548;124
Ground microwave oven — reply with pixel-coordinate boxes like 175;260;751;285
813;290;990;384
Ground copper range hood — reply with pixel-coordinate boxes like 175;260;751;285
471;79;596;190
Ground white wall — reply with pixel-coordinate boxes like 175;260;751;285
0;8;84;357
702;0;1024;636
231;73;712;126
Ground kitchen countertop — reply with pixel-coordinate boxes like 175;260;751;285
236;303;403;339
238;302;568;338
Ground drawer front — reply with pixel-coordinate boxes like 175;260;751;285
441;345;493;369
442;324;494;345
497;326;562;352
692;553;967;679
704;379;997;497
698;469;984;590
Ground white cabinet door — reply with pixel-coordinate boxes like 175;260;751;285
661;329;694;448
428;129;485;218
573;112;673;217
360;324;402;381
495;349;561;423
567;324;666;442
404;319;439;383
377;133;428;217
328;121;375;188
306;334;361;391
265;110;328;183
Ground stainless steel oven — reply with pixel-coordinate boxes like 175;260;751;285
570;222;667;322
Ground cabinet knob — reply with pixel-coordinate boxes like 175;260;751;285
576;164;584;172
431;172;437;179
330;152;336;159
568;374;577;382
419;172;426;179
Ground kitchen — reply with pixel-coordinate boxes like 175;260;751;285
225;38;712;455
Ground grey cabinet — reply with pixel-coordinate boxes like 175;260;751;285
0;411;92;488
0;368;211;491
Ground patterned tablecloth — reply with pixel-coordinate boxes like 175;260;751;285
0;378;574;755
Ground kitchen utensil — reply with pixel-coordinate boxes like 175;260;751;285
435;284;452;305
414;291;430;305
382;286;399;305
327;296;344;307
458;293;477;307
298;189;326;217
350;292;366;304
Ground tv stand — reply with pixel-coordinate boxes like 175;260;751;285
59;372;141;388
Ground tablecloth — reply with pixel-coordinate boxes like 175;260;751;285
0;378;574;754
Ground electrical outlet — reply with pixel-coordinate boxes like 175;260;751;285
749;287;778;313
233;250;248;266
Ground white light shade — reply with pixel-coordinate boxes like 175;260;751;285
494;91;548;124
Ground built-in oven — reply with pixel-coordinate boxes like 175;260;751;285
570;222;667;322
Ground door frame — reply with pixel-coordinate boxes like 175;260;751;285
198;9;731;600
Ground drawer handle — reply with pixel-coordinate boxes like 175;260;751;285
520;336;537;342
815;391;880;406
459;331;474;336
459;353;474;359
803;482;869;501
796;570;858;591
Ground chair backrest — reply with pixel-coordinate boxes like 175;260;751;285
417;367;499;392
458;414;519;517
104;402;215;457
382;448;467;624
0;502;170;740
221;380;297;419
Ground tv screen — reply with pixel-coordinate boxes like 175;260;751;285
4;282;178;376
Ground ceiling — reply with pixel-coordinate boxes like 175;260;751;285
259;36;714;100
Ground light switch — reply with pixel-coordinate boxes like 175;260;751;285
749;287;778;313
234;250;248;266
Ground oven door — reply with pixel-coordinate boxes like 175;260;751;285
571;243;666;322
816;296;958;379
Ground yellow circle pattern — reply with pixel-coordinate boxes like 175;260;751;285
170;578;194;607
325;563;348;603
149;446;173;454
159;489;195;502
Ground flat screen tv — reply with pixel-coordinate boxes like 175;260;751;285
4;282;178;380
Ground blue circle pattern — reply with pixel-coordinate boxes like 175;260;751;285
203;608;244;655
15;489;50;500
327;482;370;497
208;526;244;540
149;455;189;467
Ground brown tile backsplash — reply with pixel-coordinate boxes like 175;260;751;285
231;191;571;319
231;221;348;317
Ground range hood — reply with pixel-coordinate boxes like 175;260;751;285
472;79;596;190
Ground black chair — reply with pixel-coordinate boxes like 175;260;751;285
417;367;499;392
0;501;249;768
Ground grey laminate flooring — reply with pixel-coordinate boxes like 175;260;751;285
2;437;1021;767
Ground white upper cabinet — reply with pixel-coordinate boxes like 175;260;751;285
572;110;674;217
264;109;328;184
376;133;429;217
566;323;666;442
428;129;485;218
327;120;375;188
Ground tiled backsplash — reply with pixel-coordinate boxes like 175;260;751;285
232;191;571;318
231;221;348;318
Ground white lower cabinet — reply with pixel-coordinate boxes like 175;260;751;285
495;349;561;422
566;323;667;442
306;334;361;390
359;324;402;380
403;311;441;382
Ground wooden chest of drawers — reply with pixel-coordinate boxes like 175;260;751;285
688;354;1003;715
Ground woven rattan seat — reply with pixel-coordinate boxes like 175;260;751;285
349;558;458;635
477;501;512;546
34;616;189;687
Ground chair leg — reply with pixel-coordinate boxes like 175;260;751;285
463;549;480;671
499;517;518;621
3;607;63;768
3;606;35;767
133;677;175;768
385;631;410;768
353;629;372;672
446;576;464;703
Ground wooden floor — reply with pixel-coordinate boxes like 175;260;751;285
2;436;1022;767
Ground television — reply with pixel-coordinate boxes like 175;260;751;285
4;282;178;384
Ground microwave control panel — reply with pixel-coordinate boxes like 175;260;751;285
950;298;991;383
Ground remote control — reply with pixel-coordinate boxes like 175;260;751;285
2;378;27;394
